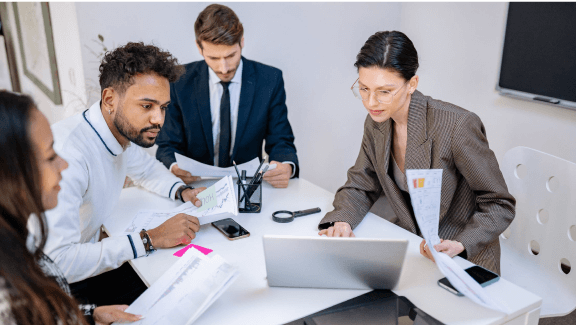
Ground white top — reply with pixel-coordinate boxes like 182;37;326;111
208;60;243;167
42;102;185;283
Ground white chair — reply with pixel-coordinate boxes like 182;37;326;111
500;146;576;317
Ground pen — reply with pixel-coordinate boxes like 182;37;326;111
256;165;270;184
233;161;250;203
240;164;270;203
252;156;267;179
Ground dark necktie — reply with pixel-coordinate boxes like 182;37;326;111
218;81;231;167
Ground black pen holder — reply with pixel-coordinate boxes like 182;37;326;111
237;178;262;213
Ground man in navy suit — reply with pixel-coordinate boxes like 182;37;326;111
156;4;299;188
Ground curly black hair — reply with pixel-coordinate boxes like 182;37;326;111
99;42;185;94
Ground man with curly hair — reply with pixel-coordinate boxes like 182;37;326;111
156;4;299;188
41;42;206;306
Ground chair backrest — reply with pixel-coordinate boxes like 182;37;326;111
500;146;576;317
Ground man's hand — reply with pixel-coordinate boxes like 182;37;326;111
420;239;465;262
171;164;201;184
148;213;200;248
318;222;355;237
94;305;142;325
181;187;207;207
262;161;292;188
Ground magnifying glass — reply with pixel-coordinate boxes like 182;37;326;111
272;207;321;223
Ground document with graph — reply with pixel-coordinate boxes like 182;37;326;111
406;169;508;313
113;249;239;325
122;176;238;234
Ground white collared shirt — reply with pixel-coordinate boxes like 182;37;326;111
41;102;185;283
208;59;243;167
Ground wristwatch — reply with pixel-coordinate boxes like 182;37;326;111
140;229;156;256
176;185;194;203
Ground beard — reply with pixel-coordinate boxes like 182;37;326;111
113;105;161;148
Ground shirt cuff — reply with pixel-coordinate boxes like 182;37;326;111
281;161;296;178
169;162;178;173
127;232;146;258
169;181;186;200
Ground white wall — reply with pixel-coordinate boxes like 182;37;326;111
400;2;576;169
74;2;576;193
5;3;86;124
75;2;401;193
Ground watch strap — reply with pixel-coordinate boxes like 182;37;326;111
140;229;156;256
176;185;195;203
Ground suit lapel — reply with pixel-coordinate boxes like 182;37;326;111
374;119;392;180
232;57;255;160
374;120;418;233
193;62;214;160
404;90;432;171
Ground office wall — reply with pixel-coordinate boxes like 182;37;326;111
400;2;576;169
4;3;86;124
75;2;402;193
74;3;576;194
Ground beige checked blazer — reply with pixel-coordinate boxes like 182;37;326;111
319;90;515;274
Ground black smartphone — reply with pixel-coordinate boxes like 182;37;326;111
211;218;250;241
437;266;500;296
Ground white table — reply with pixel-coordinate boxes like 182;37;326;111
105;178;542;325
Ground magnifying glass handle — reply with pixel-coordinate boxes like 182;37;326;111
293;207;321;218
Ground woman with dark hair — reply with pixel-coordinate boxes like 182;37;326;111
318;31;515;274
0;91;141;324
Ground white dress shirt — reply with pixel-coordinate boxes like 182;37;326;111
209;59;243;167
42;102;185;283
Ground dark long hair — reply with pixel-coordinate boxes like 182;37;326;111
0;91;85;324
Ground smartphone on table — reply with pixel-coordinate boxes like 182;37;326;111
212;218;250;241
437;265;500;296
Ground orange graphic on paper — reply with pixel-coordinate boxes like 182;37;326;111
413;178;426;188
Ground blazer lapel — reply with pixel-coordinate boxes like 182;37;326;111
374;120;418;234
374;119;392;181
193;62;214;160
232;57;255;160
404;90;432;171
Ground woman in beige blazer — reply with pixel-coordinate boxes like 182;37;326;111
318;31;515;274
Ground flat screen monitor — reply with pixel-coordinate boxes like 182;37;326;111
497;3;576;111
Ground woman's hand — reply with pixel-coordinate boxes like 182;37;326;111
318;222;355;237
94;305;142;325
420;239;465;262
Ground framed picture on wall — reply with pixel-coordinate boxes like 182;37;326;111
12;2;62;105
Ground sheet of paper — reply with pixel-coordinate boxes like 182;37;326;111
122;177;238;234
194;175;239;224
113;249;239;325
123;202;197;233
406;169;508;313
195;185;217;213
175;153;276;177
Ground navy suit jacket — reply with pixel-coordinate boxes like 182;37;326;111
156;57;299;177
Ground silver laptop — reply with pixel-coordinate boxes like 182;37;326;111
263;235;408;290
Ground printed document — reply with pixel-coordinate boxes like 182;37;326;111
406;169;508;313
112;249;239;325
123;176;238;233
175;153;276;177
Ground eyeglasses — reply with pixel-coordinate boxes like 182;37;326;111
351;78;409;104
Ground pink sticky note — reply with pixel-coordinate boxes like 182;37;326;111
173;244;213;257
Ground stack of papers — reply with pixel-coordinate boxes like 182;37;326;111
175;153;276;177
406;169;508;313
113;249;239;325
123;176;238;232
